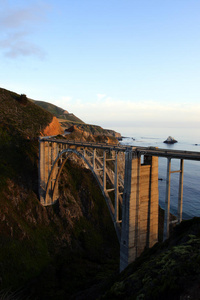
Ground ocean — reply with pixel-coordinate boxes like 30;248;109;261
118;126;200;220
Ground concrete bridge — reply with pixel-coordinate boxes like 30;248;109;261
38;137;200;271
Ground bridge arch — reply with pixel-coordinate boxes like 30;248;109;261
43;147;122;240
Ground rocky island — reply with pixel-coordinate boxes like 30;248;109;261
164;136;178;144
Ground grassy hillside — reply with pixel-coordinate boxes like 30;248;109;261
31;99;66;116
0;88;53;139
33;99;84;124
0;88;53;191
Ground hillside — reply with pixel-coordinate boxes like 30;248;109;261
0;87;119;299
32;98;121;138
0;88;63;138
32;99;84;124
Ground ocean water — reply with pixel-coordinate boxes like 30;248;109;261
118;126;200;219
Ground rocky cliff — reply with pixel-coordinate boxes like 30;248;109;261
63;123;121;138
42;116;63;136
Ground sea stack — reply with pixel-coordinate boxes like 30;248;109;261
163;136;177;144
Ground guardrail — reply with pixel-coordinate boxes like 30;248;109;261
40;137;200;160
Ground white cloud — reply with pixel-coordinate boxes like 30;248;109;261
57;95;200;129
0;3;49;58
97;93;106;100
0;6;45;28
0;31;45;58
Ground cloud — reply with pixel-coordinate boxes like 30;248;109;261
0;3;49;58
56;95;200;129
0;31;45;59
0;6;45;28
97;93;106;100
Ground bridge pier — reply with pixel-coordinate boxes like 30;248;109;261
115;152;119;223
38;140;48;205
39;139;60;205
178;159;184;223
163;158;184;240
120;151;159;272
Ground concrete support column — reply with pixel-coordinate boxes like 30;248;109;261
163;158;171;240
48;142;50;174
103;151;106;191
120;152;159;272
60;144;63;163
53;142;59;202
115;152;119;223
149;156;159;247
135;155;141;258
38;139;45;204
39;139;50;205
45;142;59;205
178;159;184;223
93;148;96;170
120;150;138;272
137;155;159;256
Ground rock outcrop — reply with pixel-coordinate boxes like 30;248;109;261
64;125;119;145
164;136;178;144
42;116;64;136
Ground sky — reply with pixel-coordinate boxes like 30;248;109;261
0;0;200;136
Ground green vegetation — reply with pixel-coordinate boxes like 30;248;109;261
101;217;200;299
75;124;120;138
32;100;84;124
77;124;108;135
31;100;65;117
0;88;53;139
0;231;51;288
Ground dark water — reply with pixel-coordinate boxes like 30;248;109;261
119;127;200;219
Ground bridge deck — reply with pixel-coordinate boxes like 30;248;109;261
41;138;200;161
136;147;200;161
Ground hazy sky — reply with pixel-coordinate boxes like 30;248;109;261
1;0;200;134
